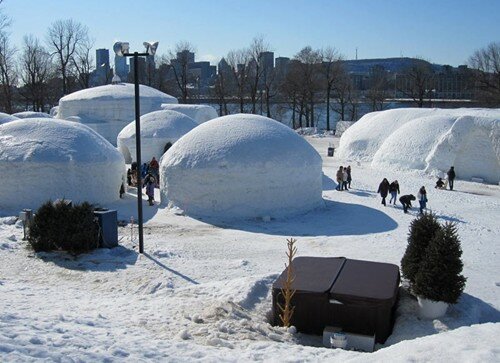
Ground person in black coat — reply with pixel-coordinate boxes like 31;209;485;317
377;178;390;206
389;180;400;205
447;166;456;190
435;177;445;189
399;194;416;214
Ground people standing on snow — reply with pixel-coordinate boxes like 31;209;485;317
346;165;352;189
141;163;148;179
144;175;156;206
342;167;349;190
119;183;125;198
447;166;456;190
377;178;390;206
435;177;445;189
127;168;132;186
336;166;344;191
417;186;428;214
389;180;400;205
149;156;160;185
399;194;416;214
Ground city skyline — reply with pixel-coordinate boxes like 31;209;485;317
3;0;500;67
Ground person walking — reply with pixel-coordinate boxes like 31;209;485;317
342;167;349;191
144;175;156;206
336;166;344;191
399;194;416;214
417;186;428;214
447;166;456;191
377;178;390;206
346;165;352;189
389;180;400;205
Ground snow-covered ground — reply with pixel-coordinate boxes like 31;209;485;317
1;135;499;362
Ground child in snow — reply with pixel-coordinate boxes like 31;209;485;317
417;186;428;214
399;194;416;214
377;178;390;206
346;165;352;189
389;180;400;205
435;177;445;189
144;175;156;206
342;167;349;190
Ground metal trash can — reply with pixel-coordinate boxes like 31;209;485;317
94;209;118;248
328;147;335;157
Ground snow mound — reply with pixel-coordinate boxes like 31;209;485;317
117;110;198;164
338;108;500;183
56;83;178;145
160;104;218;124
49;106;59;117
0;119;125;211
0;112;18;124
160;114;323;219
12;111;53;119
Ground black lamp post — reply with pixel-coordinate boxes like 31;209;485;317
113;41;158;254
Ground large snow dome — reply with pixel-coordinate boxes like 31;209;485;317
0;112;18;124
12;111;53;119
117;110;198;164
160;104;218;124
160;114;323;219
338;108;500;183
0;119;125;211
56;83;178;145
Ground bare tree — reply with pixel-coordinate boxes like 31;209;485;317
0;10;16;113
213;61;231;116
46;19;89;95
331;67;354;121
398;58;434;107
168;41;195;103
72;36;94;89
320;47;343;131
468;42;500;105
280;61;302;128
227;48;250;113
247;36;271;114
366;65;390;111
19;35;53;111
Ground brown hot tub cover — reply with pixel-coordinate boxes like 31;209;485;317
272;257;400;343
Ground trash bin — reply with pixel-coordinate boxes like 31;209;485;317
94;209;118;248
328;147;335;157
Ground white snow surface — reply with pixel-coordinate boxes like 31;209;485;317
160;114;323;219
56;83;178;145
49;106;59;117
0;112;18;124
0;119;125;212
160;103;218;124
117;110;198;164
1;131;499;362
338;108;500;183
12;111;52;119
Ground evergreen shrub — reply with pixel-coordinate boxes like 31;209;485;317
28;200;98;254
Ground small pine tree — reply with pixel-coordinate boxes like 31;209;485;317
401;213;442;284
28;200;99;255
413;222;467;304
277;238;297;327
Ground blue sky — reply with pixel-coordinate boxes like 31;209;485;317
3;0;500;66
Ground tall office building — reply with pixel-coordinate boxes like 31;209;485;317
95;48;110;85
114;55;128;81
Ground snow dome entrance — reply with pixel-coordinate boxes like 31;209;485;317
56;83;178;145
159;114;323;219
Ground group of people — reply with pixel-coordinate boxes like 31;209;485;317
377;178;428;214
335;165;352;191
123;156;160;206
435;166;456;191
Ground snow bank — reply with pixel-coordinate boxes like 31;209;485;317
49;106;59;117
12;111;52;119
117;110;198;164
57;83;178;145
160;104;218;124
0;119;125;211
0;112;18;124
339;108;500;183
160;114;323;219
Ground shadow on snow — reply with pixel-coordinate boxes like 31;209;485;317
197;199;398;237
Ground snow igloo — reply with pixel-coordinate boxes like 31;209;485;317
117;110;198;164
160;114;323;219
56;83;178;145
0;112;18;124
337;108;500;184
160;104;218;124
0;119;125;211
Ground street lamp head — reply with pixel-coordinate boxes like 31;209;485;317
113;41;130;57
143;41;159;56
